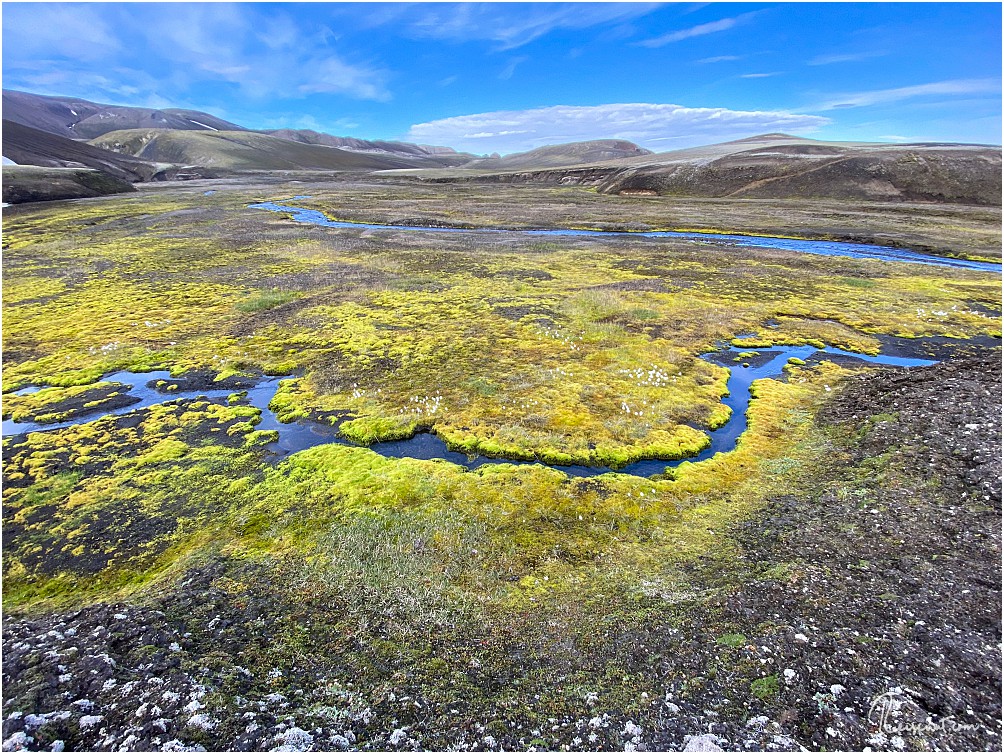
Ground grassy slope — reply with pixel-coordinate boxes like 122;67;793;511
88;129;425;171
464;139;653;169
2;119;158;182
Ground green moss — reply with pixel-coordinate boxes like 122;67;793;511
750;674;780;700
3;382;125;423
235;289;301;312
339;414;421;444
716;632;748;648
2;184;999;641
761;562;797;581
135;438;188;466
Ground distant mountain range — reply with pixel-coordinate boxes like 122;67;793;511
2;89;247;139
2;88;1000;207
425;132;1002;206
464;140;653;170
0;89;665;174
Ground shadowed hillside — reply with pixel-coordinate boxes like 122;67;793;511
463;139;653;169
265;129;475;165
88;129;454;171
2;89;246;139
4;86;1001;207
407;134;1002;206
2;166;136;204
2;120;161;182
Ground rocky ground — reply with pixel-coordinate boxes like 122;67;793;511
3;353;1000;752
645;353;1002;752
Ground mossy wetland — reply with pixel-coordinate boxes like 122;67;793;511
3;180;1001;751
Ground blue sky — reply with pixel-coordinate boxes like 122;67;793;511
3;2;1001;154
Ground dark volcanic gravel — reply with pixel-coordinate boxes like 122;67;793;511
648;353;1002;752
2;355;1000;752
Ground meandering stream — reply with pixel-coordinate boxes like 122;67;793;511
248;199;1003;273
2;344;936;478
10;199;994;475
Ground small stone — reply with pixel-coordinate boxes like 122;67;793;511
2;732;33;752
388;728;408;746
683;734;724;752
271;726;313;752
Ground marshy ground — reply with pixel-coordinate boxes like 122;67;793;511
2;179;1001;752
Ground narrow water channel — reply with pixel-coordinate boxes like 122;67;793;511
248;200;1003;273
2;344;937;478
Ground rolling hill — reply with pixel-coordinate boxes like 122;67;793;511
3;87;999;206
462;139;653;169
2;90;468;165
88;128;430;171
414;134;1002;206
2;89;246;139
2;119;163;182
2;165;136;204
264;129;475;165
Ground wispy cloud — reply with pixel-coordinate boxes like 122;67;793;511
812;78;1001;110
499;56;529;81
407;103;829;154
2;3;391;105
389;3;662;50
1;4;121;61
260;114;361;133
740;72;779;79
809;50;886;66
636;11;759;48
697;55;742;64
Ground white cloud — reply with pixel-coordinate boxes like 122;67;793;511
392;3;662;50
407;103;830;154
296;57;389;100
1;4;121;61
5;62;172;106
2;3;390;103
636;11;759;47
809;50;886;66
499;57;529;81
262;114;362;134
697;55;742;64
813;78;1001;110
740;72;780;79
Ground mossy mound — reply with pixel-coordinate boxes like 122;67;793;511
2;166;135;204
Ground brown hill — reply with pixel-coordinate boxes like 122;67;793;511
2;119;161;181
2;166;136;204
88;129;426;171
2;89;246;139
410;134;1002;206
264;129;474;165
463;139;653;170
